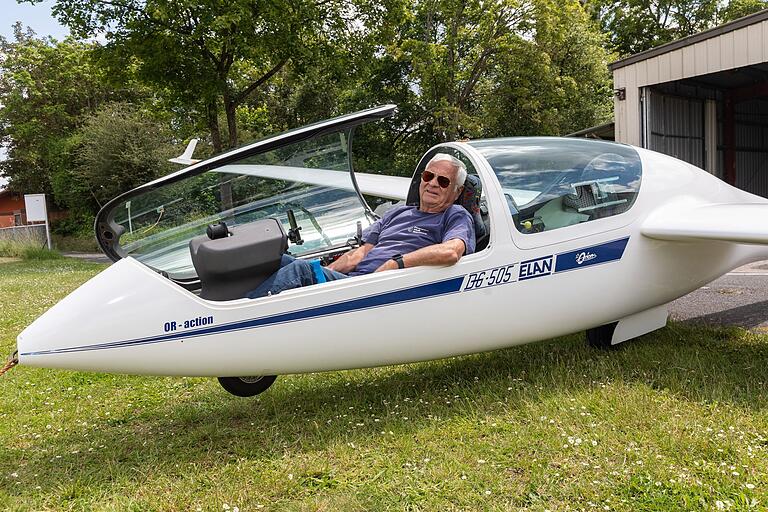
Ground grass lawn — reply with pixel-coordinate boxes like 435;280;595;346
0;258;767;511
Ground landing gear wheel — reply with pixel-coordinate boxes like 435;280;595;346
217;375;277;397
586;322;618;350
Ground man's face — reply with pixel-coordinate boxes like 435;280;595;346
419;160;462;213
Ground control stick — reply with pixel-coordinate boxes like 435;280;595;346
287;209;304;245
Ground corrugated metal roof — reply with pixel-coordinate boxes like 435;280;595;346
566;122;615;139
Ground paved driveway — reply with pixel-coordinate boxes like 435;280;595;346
669;260;768;332
62;252;111;264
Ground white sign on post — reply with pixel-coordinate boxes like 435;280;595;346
24;194;51;249
24;194;47;222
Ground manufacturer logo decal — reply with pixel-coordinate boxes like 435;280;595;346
575;251;597;265
555;238;629;273
519;256;553;281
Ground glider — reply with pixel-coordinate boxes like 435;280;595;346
16;105;768;396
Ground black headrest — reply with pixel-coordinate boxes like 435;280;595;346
406;170;486;240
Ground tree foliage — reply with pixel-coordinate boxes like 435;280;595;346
38;0;406;152
483;0;613;136
338;0;612;173
586;0;768;56
0;25;173;215
719;0;768;22
393;0;533;143
74;102;175;209
2;0;617;224
0;26;115;196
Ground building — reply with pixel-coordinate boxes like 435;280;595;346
0;189;68;228
0;189;26;228
610;10;768;196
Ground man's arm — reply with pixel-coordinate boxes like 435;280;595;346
374;238;466;272
327;243;375;273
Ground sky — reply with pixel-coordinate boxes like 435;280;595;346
2;0;69;40
1;1;69;188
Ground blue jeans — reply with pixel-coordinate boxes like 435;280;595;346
247;254;348;298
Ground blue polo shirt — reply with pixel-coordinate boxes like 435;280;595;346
348;205;475;276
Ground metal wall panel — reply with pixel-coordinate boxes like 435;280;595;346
612;18;768;147
646;90;705;167
733;99;768;197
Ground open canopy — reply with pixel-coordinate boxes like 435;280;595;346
94;105;400;279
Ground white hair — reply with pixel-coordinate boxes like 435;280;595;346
426;153;467;191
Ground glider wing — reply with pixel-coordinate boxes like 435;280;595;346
219;164;410;201
642;203;768;244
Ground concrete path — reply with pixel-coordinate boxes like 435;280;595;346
62;252;112;264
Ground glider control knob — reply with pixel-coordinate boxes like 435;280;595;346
207;221;229;240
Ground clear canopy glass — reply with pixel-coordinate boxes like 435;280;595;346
108;130;371;278
469;138;642;234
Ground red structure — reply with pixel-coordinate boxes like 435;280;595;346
0;190;68;228
0;189;26;228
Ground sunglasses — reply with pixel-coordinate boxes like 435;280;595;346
421;170;452;189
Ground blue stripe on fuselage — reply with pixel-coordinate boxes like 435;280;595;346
554;237;629;273
22;276;465;356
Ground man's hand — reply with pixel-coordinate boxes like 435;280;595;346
327;243;374;273
374;258;399;273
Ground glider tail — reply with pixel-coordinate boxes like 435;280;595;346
169;138;201;166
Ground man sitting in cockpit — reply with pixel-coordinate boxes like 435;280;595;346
247;153;475;298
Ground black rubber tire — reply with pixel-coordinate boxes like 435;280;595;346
217;375;277;397
586;322;618;350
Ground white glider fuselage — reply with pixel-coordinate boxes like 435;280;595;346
17;144;768;376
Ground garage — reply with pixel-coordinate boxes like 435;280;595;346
611;10;768;197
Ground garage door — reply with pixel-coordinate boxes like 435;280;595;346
642;88;704;168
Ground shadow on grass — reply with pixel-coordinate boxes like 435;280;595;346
2;320;768;503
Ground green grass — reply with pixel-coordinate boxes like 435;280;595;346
1;258;767;510
0;239;62;260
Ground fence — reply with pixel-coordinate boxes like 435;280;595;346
0;224;48;247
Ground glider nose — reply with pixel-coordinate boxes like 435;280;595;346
15;258;176;369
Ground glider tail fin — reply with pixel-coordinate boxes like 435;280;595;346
169;138;201;166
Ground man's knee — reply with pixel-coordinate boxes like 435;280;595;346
279;259;315;286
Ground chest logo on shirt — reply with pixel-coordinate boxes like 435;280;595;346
408;226;429;235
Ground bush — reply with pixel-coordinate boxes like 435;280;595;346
52;234;100;252
51;213;94;237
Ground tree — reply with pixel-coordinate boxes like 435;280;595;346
0;25;120;197
381;0;611;148
586;0;718;56
719;0;768;23
36;0;403;153
585;0;768;57
73;102;175;210
393;0;533;144
242;0;612;175
484;0;613;136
